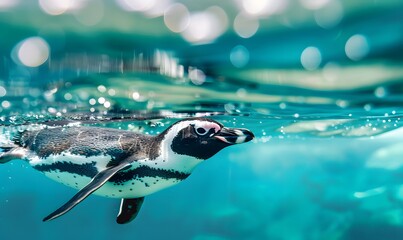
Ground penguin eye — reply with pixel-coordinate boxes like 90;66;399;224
195;127;207;136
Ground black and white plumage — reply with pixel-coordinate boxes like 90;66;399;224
0;118;254;224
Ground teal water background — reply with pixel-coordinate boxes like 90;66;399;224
1;0;403;239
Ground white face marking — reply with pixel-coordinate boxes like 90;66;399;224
157;120;221;172
168;120;221;138
193;121;221;136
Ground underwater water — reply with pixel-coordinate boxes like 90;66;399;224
1;0;403;239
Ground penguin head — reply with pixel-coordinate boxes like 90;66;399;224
160;118;254;160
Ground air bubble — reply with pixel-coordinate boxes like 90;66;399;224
89;98;96;105
1;101;10;108
64;93;72;101
108;89;116;96
98;97;106;104
104;101;111;108
363;104;372;111
374;87;387;98
236;88;247;98
132;92;140;100
279;102;287;109
97;85;106;93
189;69;206;85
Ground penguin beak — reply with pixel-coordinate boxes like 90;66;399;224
214;127;254;145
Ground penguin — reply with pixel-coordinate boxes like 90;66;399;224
0;118;254;224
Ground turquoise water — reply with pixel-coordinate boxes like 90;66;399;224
1;0;403;239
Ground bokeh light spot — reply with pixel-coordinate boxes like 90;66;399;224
242;0;268;15
181;6;228;44
299;0;330;10
39;0;72;15
116;0;155;12
108;89;116;96
234;13;259;38
322;62;340;82
1;100;10;108
0;86;6;97
97;85;107;93
64;93;72;101
241;0;288;16
74;0;104;26
132;92;140;100
374;87;387;98
164;3;189;33
0;0;19;9
189;68;206;85
230;45;250;68
314;0;343;29
300;46;321;70
98;97;106;104
345;34;370;61
104;101;111;108
17;37;50;67
89;98;96;105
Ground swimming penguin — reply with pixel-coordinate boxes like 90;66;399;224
0;118;254;224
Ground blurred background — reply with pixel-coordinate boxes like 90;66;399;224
0;0;402;115
1;1;403;240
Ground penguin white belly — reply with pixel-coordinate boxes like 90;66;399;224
42;171;182;198
29;153;185;199
96;176;182;198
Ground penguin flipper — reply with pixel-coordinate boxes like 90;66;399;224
0;147;27;163
43;160;133;222
116;197;145;224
